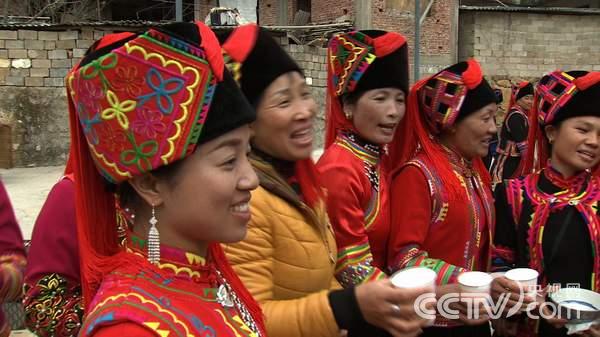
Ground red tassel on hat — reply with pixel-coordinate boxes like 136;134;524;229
462;59;483;90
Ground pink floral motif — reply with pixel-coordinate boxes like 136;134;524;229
76;80;104;114
98;124;127;153
131;107;167;139
112;66;144;98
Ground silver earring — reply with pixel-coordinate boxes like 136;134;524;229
147;204;160;265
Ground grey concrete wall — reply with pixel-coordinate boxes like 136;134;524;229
459;11;600;78
0;28;330;167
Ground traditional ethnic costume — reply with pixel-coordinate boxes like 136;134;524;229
219;24;385;337
490;82;534;187
317;30;409;287
0;181;26;337
388;60;497;337
492;70;600;337
23;172;84;337
67;22;266;337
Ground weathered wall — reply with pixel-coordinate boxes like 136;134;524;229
459;10;600;78
0;27;328;167
0;28;111;167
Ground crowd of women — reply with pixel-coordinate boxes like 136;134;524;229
0;21;598;337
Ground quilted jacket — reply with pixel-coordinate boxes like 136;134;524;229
224;154;341;337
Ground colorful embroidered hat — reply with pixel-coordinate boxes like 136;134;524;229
216;24;301;106
535;70;600;126
324;30;409;148
327;30;409;97
67;22;255;184
418;59;496;134
69;25;268;331
521;70;600;174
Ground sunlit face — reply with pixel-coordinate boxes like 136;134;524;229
545;116;600;175
252;71;317;161
517;94;534;111
443;103;498;160
345;88;406;145
155;125;259;247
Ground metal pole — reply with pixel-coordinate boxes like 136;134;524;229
414;0;421;81
176;0;183;21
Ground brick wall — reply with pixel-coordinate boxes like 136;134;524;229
0;28;112;167
459;11;600;78
311;0;354;22
0;27;329;167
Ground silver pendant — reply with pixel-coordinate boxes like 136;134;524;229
217;284;235;308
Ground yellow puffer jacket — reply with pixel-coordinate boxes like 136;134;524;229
223;155;341;337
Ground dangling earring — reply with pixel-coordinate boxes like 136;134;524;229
344;108;352;120
147;204;160;265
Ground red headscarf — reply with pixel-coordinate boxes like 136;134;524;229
392;59;493;200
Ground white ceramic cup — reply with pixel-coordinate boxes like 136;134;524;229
458;271;493;294
390;267;437;290
390;267;437;325
505;268;539;297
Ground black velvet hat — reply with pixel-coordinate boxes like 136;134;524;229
217;24;302;107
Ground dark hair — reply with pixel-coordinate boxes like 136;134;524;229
341;90;365;107
110;158;185;210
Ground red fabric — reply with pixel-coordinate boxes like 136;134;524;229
92;322;153;337
221;23;259;63
574;71;600;91
25;178;79;285
196;21;224;81
95;32;136;50
0;182;24;257
388;161;492;283
81;246;264;337
462;59;483;90
372;32;406;58
317;142;389;285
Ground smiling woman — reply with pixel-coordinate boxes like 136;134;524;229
317;29;409;288
387;59;498;337
64;22;267;337
492;70;600;337
218;24;431;337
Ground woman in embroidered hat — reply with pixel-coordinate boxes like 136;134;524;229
67;22;267;337
218;24;431;337
388;59;501;336
316;30;408;287
490;81;534;188
492;71;600;337
0;181;26;337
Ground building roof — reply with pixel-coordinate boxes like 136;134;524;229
460;5;600;14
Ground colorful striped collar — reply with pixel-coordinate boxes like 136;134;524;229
334;131;382;165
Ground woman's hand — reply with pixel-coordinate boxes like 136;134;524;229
355;279;435;337
436;283;490;326
491;276;535;314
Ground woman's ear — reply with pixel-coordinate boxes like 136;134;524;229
343;103;354;120
128;173;164;208
544;124;557;144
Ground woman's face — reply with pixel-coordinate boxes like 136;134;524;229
252;71;317;161
517;94;534;111
545;116;600;175
443;102;498;160
147;125;259;252
345;88;406;145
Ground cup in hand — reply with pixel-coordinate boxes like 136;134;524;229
390;267;437;325
458;271;493;295
505;268;539;298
